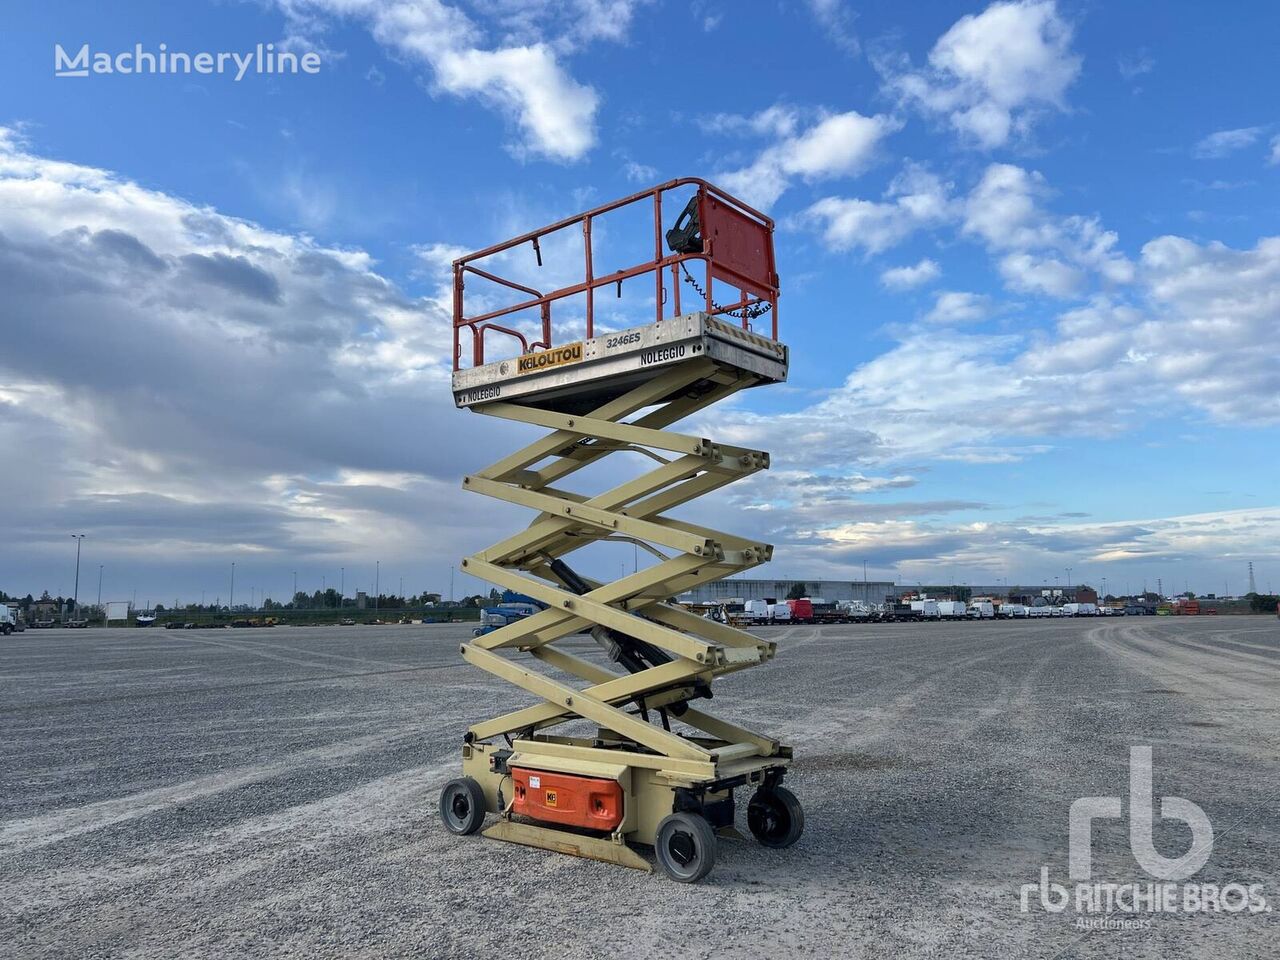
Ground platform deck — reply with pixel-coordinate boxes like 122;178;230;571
451;312;788;415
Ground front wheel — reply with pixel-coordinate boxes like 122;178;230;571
747;785;804;848
655;811;717;883
439;777;487;835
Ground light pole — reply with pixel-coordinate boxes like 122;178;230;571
230;562;235;610
97;564;103;609
340;567;345;608
293;571;298;606
70;534;85;618
375;561;380;618
450;565;455;603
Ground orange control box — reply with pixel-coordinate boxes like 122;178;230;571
512;768;624;831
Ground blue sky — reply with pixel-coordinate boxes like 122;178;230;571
2;0;1278;604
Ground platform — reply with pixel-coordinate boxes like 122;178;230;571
451;311;788;415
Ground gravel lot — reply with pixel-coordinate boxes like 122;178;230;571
3;617;1278;959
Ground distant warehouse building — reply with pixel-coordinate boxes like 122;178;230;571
678;579;896;605
909;584;1099;603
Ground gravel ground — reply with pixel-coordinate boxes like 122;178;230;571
2;617;1278;959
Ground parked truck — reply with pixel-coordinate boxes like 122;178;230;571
909;599;941;619
884;602;923;622
936;600;968;619
785;598;814;624
3;602;24;632
1061;602;1098;617
810;600;846;624
837;600;876;622
967;600;995;619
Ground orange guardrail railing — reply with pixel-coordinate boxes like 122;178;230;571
452;178;779;370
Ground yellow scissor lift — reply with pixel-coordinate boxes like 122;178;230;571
439;180;802;882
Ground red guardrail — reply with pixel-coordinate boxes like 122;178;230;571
452;178;779;370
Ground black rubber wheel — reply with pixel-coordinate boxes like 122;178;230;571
747;785;804;848
439;777;487;835
655;811;717;883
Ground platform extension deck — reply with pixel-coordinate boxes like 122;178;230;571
452;311;787;414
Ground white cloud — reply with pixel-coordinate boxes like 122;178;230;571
962;162;1056;248
410;241;469;300
783;113;893;178
1269;134;1280;166
699;105;799;139
880;258;941;289
1193;126;1265;159
963;163;1133;293
1137;235;1280;422
998;252;1083;297
716;109;900;208
0;127;530;596
1117;49;1154;81
712;330;1029;472
780;506;1280;586
4;130;1274;597
721;230;1280;485
882;0;1080;149
924;290;990;324
413;241;469;273
274;0;601;161
621;159;658;183
560;0;646;48
799;164;952;254
805;0;860;55
435;45;599;160
804;160;1131;294
707;232;1280;555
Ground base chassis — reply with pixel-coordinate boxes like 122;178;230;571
462;734;791;871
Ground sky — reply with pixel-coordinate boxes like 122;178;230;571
2;0;1278;606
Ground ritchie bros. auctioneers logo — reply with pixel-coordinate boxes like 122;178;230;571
1021;746;1269;930
55;43;321;81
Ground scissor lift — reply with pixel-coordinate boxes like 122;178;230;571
440;179;802;882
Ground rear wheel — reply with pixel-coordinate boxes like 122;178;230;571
747;785;804;848
655;811;717;883
439;777;487;835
